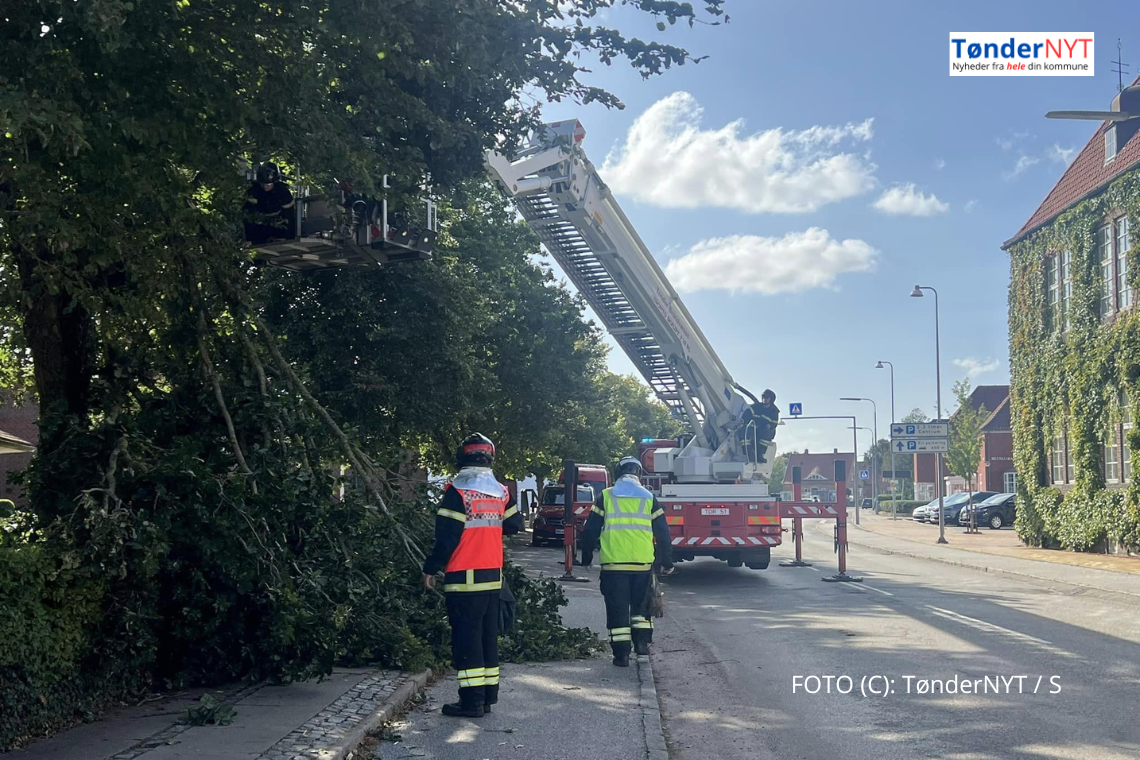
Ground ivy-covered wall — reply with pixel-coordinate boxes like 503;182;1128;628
1007;167;1140;553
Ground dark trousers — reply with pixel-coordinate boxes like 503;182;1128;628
599;570;654;656
446;591;500;707
244;213;297;244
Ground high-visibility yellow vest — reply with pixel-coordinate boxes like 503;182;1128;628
598;487;655;569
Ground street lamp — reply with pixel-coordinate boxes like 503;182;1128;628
876;361;898;520
910;285;947;544
840;397;878;511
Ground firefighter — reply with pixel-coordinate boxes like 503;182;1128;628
422;433;523;718
581;457;673;667
737;386;780;464
243;162;297;245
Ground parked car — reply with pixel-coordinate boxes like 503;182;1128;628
531;484;596;546
911;499;939;522
927;491;999;526
859;498;873;509
958;492;1016;529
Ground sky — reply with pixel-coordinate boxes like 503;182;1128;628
530;1;1136;457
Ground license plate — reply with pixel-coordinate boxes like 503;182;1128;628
701;508;730;516
555;528;565;535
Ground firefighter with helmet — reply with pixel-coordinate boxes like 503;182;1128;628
422;434;523;717
243;162;297;245
581;456;673;666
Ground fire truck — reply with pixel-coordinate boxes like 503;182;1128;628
486;122;781;571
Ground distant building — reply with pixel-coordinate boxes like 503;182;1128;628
0;395;38;505
911;385;1013;499
781;448;857;503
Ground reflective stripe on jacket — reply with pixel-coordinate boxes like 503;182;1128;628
598;487;655;569
443;485;510;591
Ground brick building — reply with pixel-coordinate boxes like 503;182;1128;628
780;449;857;503
912;385;1013;499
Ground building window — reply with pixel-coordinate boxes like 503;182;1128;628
1066;432;1075;482
1060;249;1072;332
1123;389;1133;483
1100;225;1115;317
1119;217;1132;310
1105;429;1120;483
1051;433;1066;484
1045;255;1058;329
1106;125;1118;163
1004;471;1017;493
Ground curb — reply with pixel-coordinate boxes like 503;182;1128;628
332;669;432;760
637;655;669;760
843;523;1140;601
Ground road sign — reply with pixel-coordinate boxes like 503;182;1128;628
882;470;912;478
891;422;948;438
892;437;949;453
859;469;870;480
789;402;803;416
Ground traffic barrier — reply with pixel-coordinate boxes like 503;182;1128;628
778;460;862;582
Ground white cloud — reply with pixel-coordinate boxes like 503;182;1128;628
1047;143;1077;165
872;183;950;217
953;357;1000;379
964;199;978;213
1004;154;1041;180
934;158;946;170
996;137;1014;152
602;92;877;214
662;228;878;295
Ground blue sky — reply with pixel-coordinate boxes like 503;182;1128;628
536;1;1134;455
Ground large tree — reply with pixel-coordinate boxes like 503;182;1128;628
0;0;730;747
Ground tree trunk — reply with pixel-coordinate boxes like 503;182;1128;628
15;248;94;453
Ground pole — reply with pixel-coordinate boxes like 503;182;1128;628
932;287;946;545
780;466;812;567
887;362;897;520
870;400;878;511
822;457;862;583
559;460;589;583
852;419;860;526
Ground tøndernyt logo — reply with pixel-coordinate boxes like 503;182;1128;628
949;33;1094;77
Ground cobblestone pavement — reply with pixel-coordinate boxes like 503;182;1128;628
256;671;409;760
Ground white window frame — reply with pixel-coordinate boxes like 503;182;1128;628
1060;249;1073;332
1100;224;1115;318
1045;254;1058;330
1105;430;1120;483
1051;433;1066;485
1003;471;1017;493
1106;125;1118;163
1122;389;1133;483
1118;217;1132;310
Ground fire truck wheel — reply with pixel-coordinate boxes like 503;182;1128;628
727;553;744;568
745;548;771;570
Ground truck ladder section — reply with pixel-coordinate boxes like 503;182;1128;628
513;189;698;429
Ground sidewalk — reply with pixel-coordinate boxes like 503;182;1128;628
845;513;1140;597
372;540;666;760
9;669;429;760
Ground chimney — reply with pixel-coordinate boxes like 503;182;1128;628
833;448;838;454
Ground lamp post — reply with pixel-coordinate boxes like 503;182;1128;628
876;361;897;520
841;397;878;511
910;285;947;544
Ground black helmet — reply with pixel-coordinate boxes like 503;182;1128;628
457;433;495;468
256;162;280;185
761;389;776;402
616;456;645;478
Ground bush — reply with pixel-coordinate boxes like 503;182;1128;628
875;500;926;515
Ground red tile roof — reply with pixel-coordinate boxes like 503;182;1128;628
1004;80;1140;248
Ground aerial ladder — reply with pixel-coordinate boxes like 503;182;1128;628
486;120;784;570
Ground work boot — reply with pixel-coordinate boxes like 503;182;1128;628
634;640;650;657
613;654;630;667
442;701;484;718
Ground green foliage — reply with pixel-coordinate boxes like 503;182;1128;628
901;408;930;423
499;563;601;662
767;453;789;490
0;0;726;748
871;499;926;515
181;693;237;727
946;378;987;487
1006;165;1140;551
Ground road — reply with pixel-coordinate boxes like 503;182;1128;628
648;521;1140;760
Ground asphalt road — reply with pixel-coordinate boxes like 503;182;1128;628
650;522;1140;760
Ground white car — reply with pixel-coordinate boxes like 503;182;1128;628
911;499;939;522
